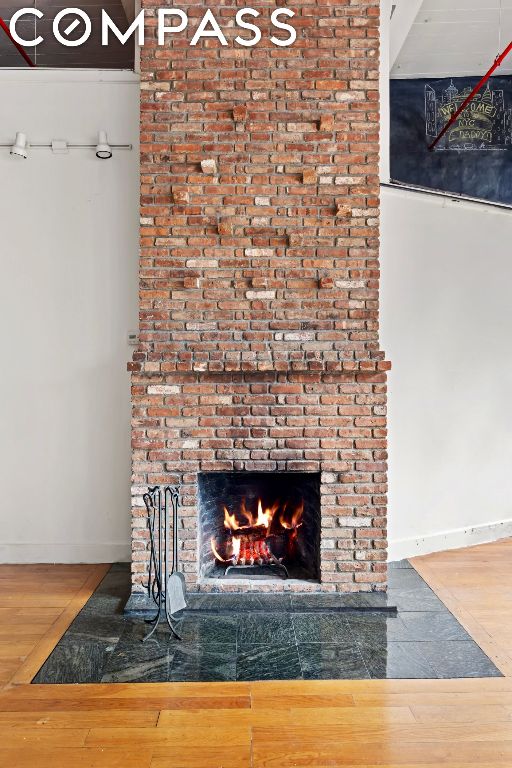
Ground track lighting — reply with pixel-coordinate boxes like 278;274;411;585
1;133;131;158
95;131;112;160
10;132;28;159
51;140;68;155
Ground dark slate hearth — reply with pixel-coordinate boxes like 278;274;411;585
419;640;502;678
399;611;470;642
357;640;439;679
124;590;396;615
292;613;353;644
345;612;412;643
32;562;502;683
386;586;446;612
238;613;295;645
32;637;115;684
167;643;237;683
298;643;370;680
292;592;391;610
237;644;302;681
187;593;294;612
102;624;176;683
176;615;239;645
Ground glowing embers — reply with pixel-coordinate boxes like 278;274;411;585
210;497;303;568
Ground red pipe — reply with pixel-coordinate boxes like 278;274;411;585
0;16;35;67
429;41;512;151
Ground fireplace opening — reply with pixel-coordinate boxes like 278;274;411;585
198;472;321;583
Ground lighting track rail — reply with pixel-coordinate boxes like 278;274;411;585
0;144;133;149
2;132;132;160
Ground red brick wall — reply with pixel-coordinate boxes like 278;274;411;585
131;0;390;592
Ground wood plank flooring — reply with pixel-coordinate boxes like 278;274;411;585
411;540;512;677
1;540;512;766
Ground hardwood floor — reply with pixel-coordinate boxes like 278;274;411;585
412;539;512;677
0;564;109;688
1;540;512;766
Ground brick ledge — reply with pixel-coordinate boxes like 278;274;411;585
128;359;391;374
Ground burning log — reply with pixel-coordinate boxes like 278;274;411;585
210;495;304;569
230;525;267;538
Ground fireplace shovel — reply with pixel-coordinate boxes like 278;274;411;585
166;487;187;616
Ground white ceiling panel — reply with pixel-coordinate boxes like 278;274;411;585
416;9;500;24
392;0;512;78
421;0;512;10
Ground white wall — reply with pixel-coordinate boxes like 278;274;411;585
382;186;512;559
0;70;139;563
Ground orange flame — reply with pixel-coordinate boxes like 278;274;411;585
210;537;231;563
211;534;243;564
256;498;280;529
280;500;304;530
223;497;283;533
239;498;253;526
223;506;239;531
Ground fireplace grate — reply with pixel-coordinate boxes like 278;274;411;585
198;471;321;583
224;562;290;580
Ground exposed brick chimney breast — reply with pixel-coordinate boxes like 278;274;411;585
131;0;390;593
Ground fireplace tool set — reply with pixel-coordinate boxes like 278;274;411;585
142;485;186;642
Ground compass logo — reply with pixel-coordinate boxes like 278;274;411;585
9;6;297;48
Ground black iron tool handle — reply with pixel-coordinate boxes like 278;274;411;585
173;489;179;573
143;490;160;594
164;486;179;575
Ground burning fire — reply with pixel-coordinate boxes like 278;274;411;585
223;498;280;533
211;497;303;568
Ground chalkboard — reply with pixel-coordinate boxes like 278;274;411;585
390;76;512;206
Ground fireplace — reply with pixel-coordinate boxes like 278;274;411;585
130;0;390;595
198;472;321;583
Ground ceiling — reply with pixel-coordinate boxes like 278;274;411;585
0;1;134;69
392;0;512;78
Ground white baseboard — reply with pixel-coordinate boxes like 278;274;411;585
0;542;130;564
388;519;512;561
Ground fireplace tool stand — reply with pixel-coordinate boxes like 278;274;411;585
142;485;183;642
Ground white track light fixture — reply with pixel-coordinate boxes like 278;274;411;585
1;133;131;158
10;132;28;159
95;131;112;160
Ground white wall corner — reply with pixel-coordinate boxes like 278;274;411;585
388;520;512;562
